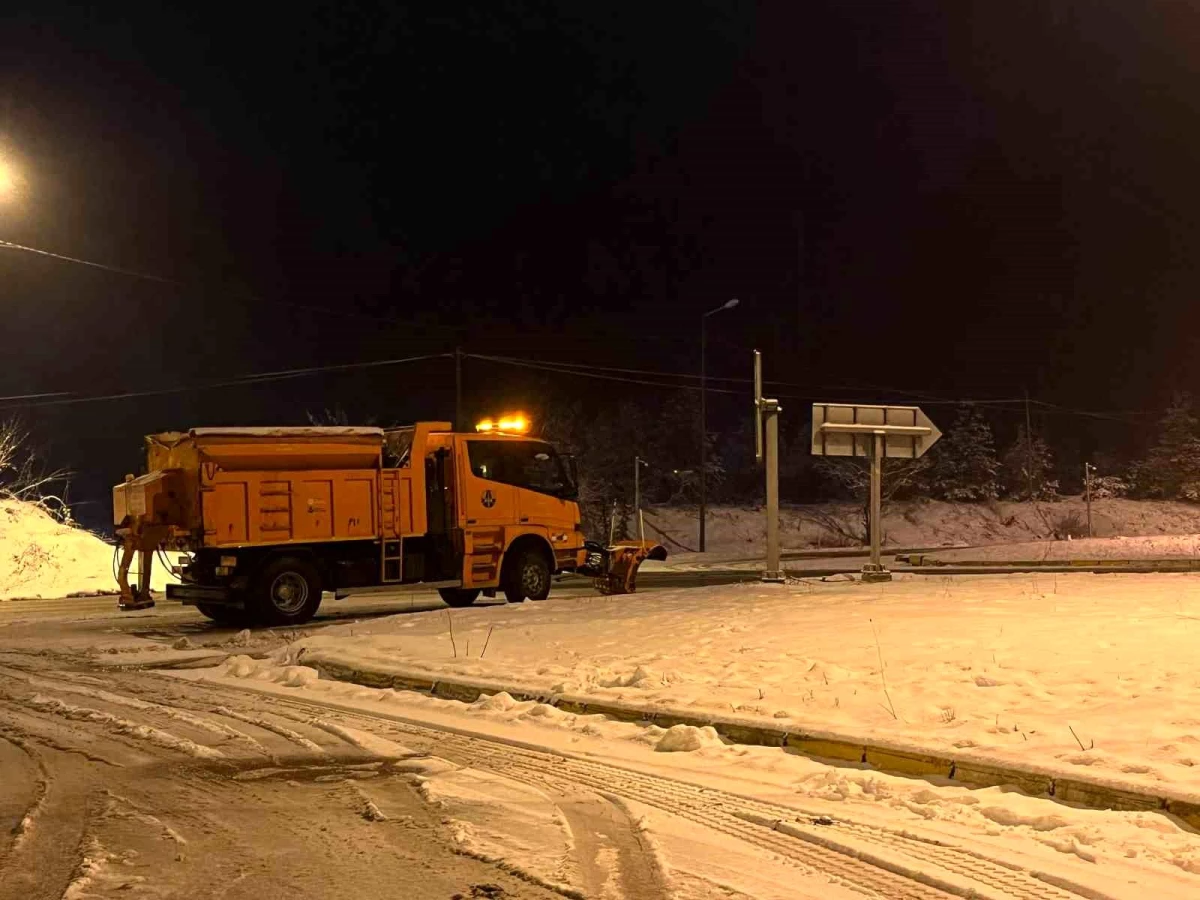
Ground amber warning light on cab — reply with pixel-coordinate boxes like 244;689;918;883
475;414;530;434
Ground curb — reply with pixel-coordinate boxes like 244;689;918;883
306;652;1200;829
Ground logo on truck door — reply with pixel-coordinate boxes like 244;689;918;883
481;489;496;508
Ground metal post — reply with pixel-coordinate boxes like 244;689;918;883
634;456;641;517
455;346;463;432
1084;462;1093;538
861;433;892;582
1024;388;1035;501
754;350;784;583
870;434;882;568
699;317;707;553
763;400;783;582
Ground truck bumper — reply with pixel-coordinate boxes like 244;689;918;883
166;583;241;607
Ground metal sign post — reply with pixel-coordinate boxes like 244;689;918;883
754;351;784;582
811;403;942;582
1084;462;1095;538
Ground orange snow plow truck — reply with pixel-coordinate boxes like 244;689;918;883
112;422;665;625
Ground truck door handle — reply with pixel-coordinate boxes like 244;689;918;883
467;518;478;525
520;517;529;523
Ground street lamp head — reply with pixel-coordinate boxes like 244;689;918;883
704;297;741;318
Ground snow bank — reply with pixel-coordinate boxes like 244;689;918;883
0;498;168;600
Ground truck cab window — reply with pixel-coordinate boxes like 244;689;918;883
520;449;567;495
466;440;573;499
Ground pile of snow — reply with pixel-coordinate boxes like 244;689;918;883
221;655;320;688
655;724;724;753
0;498;168;600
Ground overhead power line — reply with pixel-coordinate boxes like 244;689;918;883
0;354;450;411
0;239;187;285
1;347;1162;423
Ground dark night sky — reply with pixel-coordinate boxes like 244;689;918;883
2;1;1200;521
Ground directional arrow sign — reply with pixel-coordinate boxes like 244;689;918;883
811;403;942;459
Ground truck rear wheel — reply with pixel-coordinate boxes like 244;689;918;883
250;556;322;626
503;550;550;603
438;588;480;608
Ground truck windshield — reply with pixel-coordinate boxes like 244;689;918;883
466;440;576;499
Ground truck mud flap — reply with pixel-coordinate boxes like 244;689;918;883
593;541;668;595
166;583;239;607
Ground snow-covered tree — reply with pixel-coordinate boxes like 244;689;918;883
1001;425;1058;500
923;405;1000;501
1130;394;1200;500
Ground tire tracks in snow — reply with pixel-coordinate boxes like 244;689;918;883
189;680;1111;900
7;665;1109;899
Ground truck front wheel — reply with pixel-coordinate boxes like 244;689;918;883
251;556;322;626
503;550;550;603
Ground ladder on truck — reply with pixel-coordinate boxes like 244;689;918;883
379;473;403;583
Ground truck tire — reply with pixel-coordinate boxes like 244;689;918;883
439;588;480;608
250;556;322;626
195;603;245;626
503;550;550;603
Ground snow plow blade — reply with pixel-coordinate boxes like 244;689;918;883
593;541;667;595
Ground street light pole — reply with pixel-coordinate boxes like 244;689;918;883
699;298;739;553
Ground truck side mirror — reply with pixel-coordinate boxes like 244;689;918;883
566;455;580;500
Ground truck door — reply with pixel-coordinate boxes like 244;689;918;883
457;438;517;588
457;438;516;529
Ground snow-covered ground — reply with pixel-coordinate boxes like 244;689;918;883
0;498;167;600
292;572;1200;800
184;651;1200;896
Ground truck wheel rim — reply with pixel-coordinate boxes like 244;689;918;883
522;562;546;597
270;572;309;613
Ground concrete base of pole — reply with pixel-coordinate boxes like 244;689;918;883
760;571;786;583
861;564;893;583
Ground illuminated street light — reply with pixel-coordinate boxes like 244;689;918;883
0;160;15;197
0;154;23;204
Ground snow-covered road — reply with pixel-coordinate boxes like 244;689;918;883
5;581;1200;898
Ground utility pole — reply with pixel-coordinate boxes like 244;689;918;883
1084;462;1095;538
754;350;784;582
634;456;648;518
700;321;707;552
454;346;463;432
699;298;739;552
1024;388;1035;501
